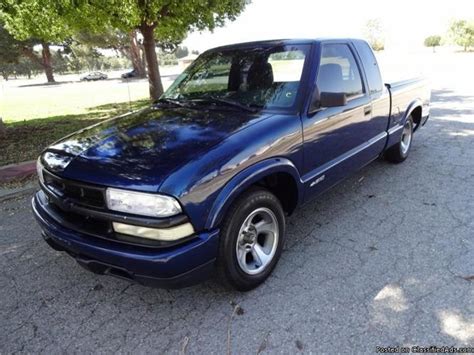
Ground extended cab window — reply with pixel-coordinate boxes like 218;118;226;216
353;41;383;95
163;45;310;110
317;44;365;99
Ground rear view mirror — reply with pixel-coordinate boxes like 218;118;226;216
319;92;347;107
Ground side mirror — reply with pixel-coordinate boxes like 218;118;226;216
309;90;347;114
319;92;347;107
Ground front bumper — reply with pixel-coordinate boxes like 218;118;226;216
32;192;219;288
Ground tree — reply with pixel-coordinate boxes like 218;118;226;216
175;46;189;59
364;18;385;51
128;30;146;77
0;22;22;79
0;1;75;82
448;20;474;51
82;0;249;99
424;35;442;52
74;29;146;77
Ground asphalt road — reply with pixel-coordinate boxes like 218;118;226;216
1;81;473;353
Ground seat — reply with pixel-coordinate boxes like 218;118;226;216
247;59;274;91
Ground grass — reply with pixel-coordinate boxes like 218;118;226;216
0;99;150;166
1;77;152;122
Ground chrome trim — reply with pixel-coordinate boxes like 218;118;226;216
302;131;387;184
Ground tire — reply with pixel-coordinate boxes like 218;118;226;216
385;116;414;163
216;187;286;291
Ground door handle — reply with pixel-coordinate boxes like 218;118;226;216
364;106;372;116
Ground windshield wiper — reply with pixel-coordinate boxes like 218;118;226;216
190;97;259;113
155;98;189;108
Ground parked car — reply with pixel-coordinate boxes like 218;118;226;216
121;69;138;79
80;72;108;81
33;39;430;291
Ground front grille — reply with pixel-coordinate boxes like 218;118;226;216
47;202;112;237
43;170;105;209
38;170;191;248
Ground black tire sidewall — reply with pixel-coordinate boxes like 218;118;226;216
218;188;285;291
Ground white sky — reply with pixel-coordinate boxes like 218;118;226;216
183;0;474;51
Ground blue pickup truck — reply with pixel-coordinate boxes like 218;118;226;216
33;38;430;290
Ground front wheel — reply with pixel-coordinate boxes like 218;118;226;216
385;116;414;163
217;187;285;291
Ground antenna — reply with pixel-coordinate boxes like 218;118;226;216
126;78;132;111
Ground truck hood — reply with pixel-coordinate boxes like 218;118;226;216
41;106;270;192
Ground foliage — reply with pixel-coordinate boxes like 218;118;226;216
424;35;441;48
364;18;385;51
1;57;42;80
0;1;72;43
158;50;178;66
0;22;42;79
86;0;249;42
74;29;129;52
424;35;442;52
448;20;474;51
0;22;21;64
175;46;189;59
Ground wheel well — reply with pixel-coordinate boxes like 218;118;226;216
254;172;299;215
411;106;422;131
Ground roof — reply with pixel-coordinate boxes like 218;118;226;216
204;38;367;53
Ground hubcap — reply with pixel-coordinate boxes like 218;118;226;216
235;207;279;275
400;120;412;155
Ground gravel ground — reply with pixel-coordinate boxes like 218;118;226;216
1;63;473;353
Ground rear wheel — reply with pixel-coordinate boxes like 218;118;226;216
385;116;413;163
217;187;285;291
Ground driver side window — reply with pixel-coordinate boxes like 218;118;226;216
183;55;232;95
317;44;365;100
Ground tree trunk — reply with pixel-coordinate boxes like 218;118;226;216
129;30;146;78
140;24;163;100
41;42;55;83
140;45;147;72
0;118;6;137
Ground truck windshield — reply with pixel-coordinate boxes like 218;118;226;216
162;44;310;111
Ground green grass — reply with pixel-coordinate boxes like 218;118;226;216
1;77;152;122
0;99;149;166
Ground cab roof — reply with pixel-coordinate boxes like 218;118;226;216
205;38;366;52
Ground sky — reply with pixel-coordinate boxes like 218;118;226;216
183;0;474;52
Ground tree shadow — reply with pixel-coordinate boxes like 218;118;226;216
18;81;75;88
87;99;150;113
430;88;474;119
431;88;473;104
1;99;150;166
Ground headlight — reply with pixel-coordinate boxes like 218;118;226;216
105;188;182;217
36;157;44;184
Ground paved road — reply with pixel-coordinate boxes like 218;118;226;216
1;83;473;353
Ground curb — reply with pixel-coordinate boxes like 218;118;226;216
0;183;37;202
0;160;36;183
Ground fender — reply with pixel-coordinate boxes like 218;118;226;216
205;157;303;230
386;98;423;149
403;98;423;125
